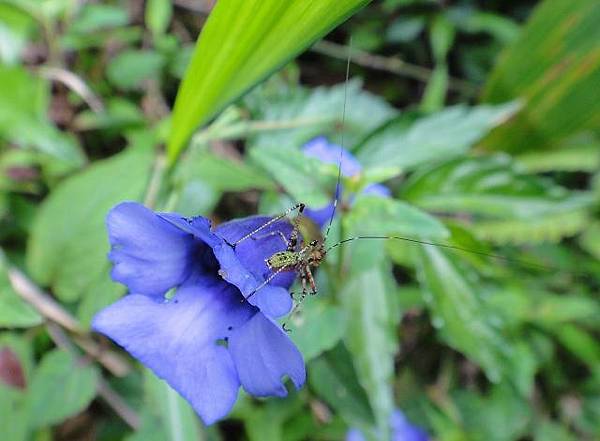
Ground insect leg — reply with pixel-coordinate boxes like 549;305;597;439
250;230;290;247
231;203;305;247
301;271;308;300
305;266;318;295
242;264;291;302
281;268;308;332
287;203;306;251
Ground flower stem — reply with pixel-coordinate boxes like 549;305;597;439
2;250;132;377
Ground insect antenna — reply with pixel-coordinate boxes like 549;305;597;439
326;235;580;275
282;38;354;330
323;36;352;243
316;41;579;280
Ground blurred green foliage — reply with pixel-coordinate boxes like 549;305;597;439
0;1;599;440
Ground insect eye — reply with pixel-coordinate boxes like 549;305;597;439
310;240;318;246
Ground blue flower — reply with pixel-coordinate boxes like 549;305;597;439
346;409;429;441
93;202;305;424
302;136;391;226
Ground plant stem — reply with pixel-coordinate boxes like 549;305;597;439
4;257;132;377
312;40;479;96
144;152;168;209
46;323;141;429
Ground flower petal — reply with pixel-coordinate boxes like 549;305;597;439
106;202;203;297
92;277;254;424
390;410;429;441
346;429;366;441
228;312;305;397
304;203;335;228
157;213;222;249
214;216;295;318
303;136;362;176
363;183;391;198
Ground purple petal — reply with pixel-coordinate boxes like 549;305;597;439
106;202;205;298
228;312;305;397
302;138;390;227
214;216;295;318
92;276;254;424
390;410;429;441
363;183;391;198
346;429;366;441
157;213;222;249
304;203;335;228
303;136;362;176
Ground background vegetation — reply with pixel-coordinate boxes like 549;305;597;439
1;0;599;440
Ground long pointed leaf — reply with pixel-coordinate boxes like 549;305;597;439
168;0;370;162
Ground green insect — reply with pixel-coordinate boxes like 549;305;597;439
227;40;571;326
230;202;327;304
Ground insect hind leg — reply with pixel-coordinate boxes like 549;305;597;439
281;268;311;332
230;203;305;248
250;230;290;248
305;266;318;295
287;203;305;251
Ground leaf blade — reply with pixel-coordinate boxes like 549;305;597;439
168;0;371;162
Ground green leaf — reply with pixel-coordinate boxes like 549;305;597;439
168;0;371;162
107;49;165;90
234;393;305;441
526;294;600;328
145;0;172;37
517;142;600;173
73;97;145;132
402;155;593;219
0;385;28;441
344;195;449;239
471;208;590;244
417;246;532;388
132;370;204;441
0;263;42;328
579;222;600;260
551;324;600;369
247;79;397;151
430;14;455;62
420;15;454;111
249;145;333;207
309;344;374;430
176;150;275;193
76;266;125;327
533;420;577;441
454;383;531;441
341;263;399;439
288;298;347;362
27;143;153;302
356;103;519;170
482;0;600;153
27;349;99;428
386;17;425;43
420;63;448;113
455;11;520;45
0;3;37;64
0;65;84;168
69;3;129;34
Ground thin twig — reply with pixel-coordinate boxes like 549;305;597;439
5;262;131;377
97;377;141;429
312;40;479;96
190;116;331;148
7;265;82;334
39;66;105;113
144;152;167;209
47;323;141;429
173;0;214;14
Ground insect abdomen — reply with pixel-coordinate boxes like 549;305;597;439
266;251;300;269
